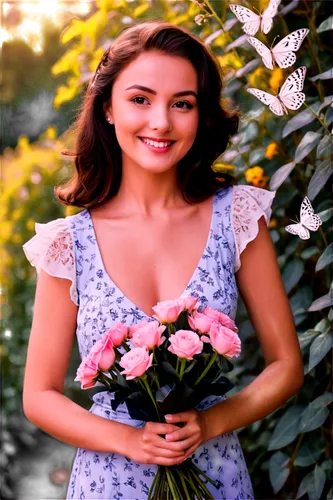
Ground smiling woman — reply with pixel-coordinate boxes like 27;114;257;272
22;18;303;500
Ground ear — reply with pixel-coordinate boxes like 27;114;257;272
103;103;114;125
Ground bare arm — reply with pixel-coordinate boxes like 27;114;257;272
23;270;186;464
201;216;304;439
22;269;137;454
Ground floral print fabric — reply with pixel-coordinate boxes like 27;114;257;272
23;184;276;500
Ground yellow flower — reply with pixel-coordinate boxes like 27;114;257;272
269;68;284;93
212;163;236;174
248;67;271;89
245;166;269;188
269;218;277;228
265;142;278;160
26;218;35;232
12;233;22;245
217;53;243;71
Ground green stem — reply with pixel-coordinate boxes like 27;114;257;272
121;341;130;352
140;375;162;421
303;102;331;135
97;372;113;387
319;227;329;248
176;357;180;374
177;470;192;500
195;352;217;386
165;468;181;500
179;358;187;381
168;324;176;335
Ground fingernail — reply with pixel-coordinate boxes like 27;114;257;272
165;414;172;420
165;434;170;441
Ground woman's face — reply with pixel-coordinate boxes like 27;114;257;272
104;50;199;174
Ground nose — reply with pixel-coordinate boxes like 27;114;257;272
148;104;172;133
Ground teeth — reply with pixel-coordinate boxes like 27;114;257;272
141;137;172;148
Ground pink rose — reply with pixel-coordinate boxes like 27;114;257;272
152;299;183;324
119;347;153;380
74;353;99;389
90;335;116;371
168;329;203;360
128;320;152;339
178;296;199;313
203;306;238;332
105;322;128;347
131;321;166;350
209;323;241;358
188;310;215;334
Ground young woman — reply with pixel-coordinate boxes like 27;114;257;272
22;20;304;500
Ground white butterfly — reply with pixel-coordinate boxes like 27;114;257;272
230;0;281;36
247;29;309;70
247;66;307;116
285;196;322;240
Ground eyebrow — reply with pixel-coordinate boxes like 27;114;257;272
125;85;198;99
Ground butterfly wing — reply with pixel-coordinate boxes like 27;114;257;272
247;88;284;115
247;36;274;69
230;4;261;35
285;223;310;240
261;0;281;34
300;196;323;231
272;29;309;68
279;66;307;111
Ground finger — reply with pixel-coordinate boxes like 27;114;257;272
184;444;198;459
165;423;197;442
165;411;191;424
165;436;198;452
148;422;181;435
150;446;186;459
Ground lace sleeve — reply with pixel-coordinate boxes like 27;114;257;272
22;218;78;305
231;185;276;272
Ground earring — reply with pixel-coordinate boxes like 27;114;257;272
106;114;112;124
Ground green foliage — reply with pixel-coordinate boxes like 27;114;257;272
1;0;332;498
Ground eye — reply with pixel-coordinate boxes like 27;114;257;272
130;96;194;109
173;101;194;110
131;96;149;105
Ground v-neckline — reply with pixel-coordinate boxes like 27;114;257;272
86;191;218;319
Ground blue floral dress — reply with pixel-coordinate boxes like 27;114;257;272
23;184;275;500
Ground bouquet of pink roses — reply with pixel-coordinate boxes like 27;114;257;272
75;296;241;500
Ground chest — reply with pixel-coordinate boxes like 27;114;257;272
89;198;214;317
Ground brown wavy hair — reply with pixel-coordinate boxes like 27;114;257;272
56;20;239;207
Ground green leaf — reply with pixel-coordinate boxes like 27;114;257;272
316;134;333;159
327;487;333;500
317;207;333;222
296;471;313;498
300;393;333;432
298;329;321;351
282;259;304;294
270;162;296;190
316;243;333;271
310;68;333;81
308;464;326;500
236;59;260;78
317;15;333;33
268;405;305;450
240;122;259;145
294;440;323;467
301;246;320;259
308;158;333;200
282;104;321;138
319;95;333;112
269;451;290;494
325;105;333;126
308;331;332;370
308;293;333;311
295;132;322;163
328;308;333;321
249;147;266;165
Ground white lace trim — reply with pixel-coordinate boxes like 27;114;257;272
231;185;276;272
22;218;78;305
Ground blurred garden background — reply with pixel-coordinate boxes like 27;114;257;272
1;0;332;498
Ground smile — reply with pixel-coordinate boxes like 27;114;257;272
138;137;176;152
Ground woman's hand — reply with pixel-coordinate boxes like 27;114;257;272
164;408;208;459
127;421;189;466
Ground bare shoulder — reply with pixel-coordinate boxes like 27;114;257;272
235;216;303;379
